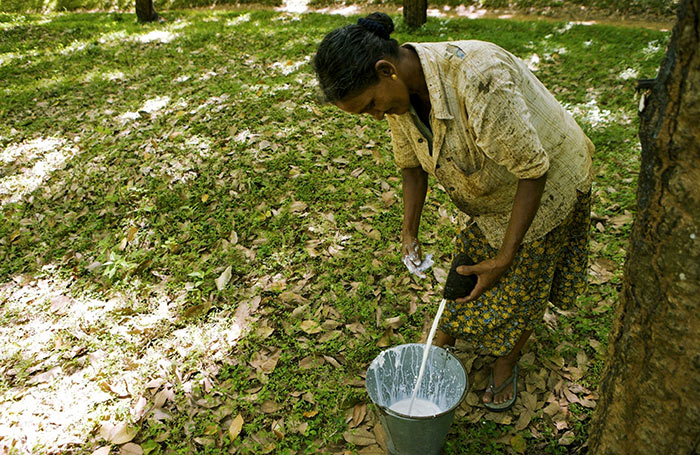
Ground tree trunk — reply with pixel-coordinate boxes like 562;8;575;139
403;0;427;28
587;0;700;453
135;0;159;23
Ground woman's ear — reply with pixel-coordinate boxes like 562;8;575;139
375;59;398;79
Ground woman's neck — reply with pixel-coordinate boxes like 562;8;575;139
398;46;430;107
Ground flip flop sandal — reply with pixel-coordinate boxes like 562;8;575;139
483;364;518;412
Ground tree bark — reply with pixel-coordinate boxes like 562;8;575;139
135;0;159;23
587;0;700;453
403;0;427;28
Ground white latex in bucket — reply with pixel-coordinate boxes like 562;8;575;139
366;343;468;455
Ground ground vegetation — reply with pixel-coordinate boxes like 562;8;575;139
0;8;669;454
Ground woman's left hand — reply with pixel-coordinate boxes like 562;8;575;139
454;175;547;303
453;256;511;303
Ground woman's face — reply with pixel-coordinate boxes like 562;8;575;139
334;72;411;121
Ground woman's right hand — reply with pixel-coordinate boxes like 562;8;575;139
401;235;433;278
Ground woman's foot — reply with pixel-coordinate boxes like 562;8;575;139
482;355;518;406
482;329;532;408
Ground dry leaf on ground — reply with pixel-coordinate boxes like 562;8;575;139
99;422;137;444
290;201;308;213
514;410;534;432
351;403;367;428
384;316;403;329
132;396;148;421
372;422;387;452
343;428;375;447
510;434;527;454
229;414;244;441
558;430;576;445
303;408;318;418
261;400;282;414
300;320;322;334
250;349;282;374
28;366;62;384
299;355;324;370
215;265;233;290
119;443;143;455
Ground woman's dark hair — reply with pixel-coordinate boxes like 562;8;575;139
313;12;399;103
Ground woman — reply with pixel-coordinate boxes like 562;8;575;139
313;13;593;412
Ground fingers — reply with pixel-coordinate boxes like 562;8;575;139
454;282;485;303
401;237;434;279
455;264;474;276
402;239;422;262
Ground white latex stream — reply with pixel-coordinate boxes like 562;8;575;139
406;298;447;416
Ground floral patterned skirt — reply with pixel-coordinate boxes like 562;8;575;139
439;190;591;356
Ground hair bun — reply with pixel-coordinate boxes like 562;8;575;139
357;13;395;40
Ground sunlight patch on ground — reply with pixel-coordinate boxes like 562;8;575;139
269;56;311;76
618;68;639;80
186;135;212;157
1;369;113;453
120;96;171;121
55;24;183;60
427;8;446;17
282;36;313;51
81;69;126;83
98;30;129;44
557;22;576;33
314;5;361;16
169;20;192;30
191;94;231;114
135;30;178;44
242;81;301;98
105;70;126;81
139;132;216;183
0;270;116;453
59;40;89;55
226;13;251;26
642;40;662;57
563;97;613;128
0;137;77;207
272;13;302;23
0;265;256;454
199;71;218;81
0;49;40;67
158;317;243;363
454;5;488;19
525;53;541;71
0;15;52;31
276;0;310;14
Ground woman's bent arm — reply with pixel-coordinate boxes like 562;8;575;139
497;172;548;267
401;166;429;243
456;172;548;302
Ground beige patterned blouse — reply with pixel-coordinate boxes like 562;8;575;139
387;40;594;248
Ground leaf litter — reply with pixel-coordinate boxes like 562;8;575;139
0;7;667;455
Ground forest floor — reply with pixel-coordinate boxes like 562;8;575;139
0;8;669;455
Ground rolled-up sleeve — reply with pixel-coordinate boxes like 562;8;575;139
465;60;550;179
388;116;421;169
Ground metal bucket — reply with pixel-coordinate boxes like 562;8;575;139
366;343;468;455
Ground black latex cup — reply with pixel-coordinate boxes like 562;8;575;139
443;251;477;300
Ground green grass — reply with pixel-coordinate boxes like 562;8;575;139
0;0;680;20
0;9;669;455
